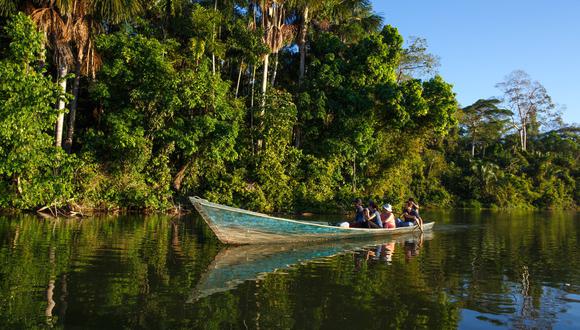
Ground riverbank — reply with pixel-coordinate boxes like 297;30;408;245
2;198;576;219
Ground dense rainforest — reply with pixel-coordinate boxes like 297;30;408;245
0;0;578;213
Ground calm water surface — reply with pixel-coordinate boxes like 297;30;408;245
0;210;578;329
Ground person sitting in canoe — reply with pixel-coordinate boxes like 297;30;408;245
398;202;416;226
364;201;383;228
407;198;423;228
380;204;396;229
400;198;423;230
350;198;366;228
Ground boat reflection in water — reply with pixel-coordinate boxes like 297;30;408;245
190;232;433;301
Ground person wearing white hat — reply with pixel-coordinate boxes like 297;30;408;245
381;203;396;229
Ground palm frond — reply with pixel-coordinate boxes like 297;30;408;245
92;0;143;23
30;6;71;42
0;0;18;16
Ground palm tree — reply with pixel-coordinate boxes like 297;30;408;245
287;0;333;85
256;0;294;106
319;0;382;43
29;1;74;148
64;1;97;152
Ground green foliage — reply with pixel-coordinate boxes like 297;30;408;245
460;98;512;156
188;4;225;59
0;13;75;209
254;89;300;211
421;75;458;136
80;32;181;209
79;29;245;210
4;12;43;64
0;3;577;213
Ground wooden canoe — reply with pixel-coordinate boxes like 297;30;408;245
190;197;435;245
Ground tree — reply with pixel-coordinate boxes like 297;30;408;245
287;0;328;85
287;0;381;86
322;0;382;44
257;0;294;106
496;70;559;151
397;36;440;83
461;98;512;157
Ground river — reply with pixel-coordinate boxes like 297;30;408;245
0;210;578;329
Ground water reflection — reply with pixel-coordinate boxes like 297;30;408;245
0;211;577;329
192;232;431;301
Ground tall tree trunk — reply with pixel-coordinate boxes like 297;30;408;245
471;138;475;157
163;0;172;39
250;64;256;108
298;6;309;85
55;65;68;148
522;124;527;151
235;60;244;98
257;54;269;150
250;64;257;154
12;174;22;196
293;125;301;148
519;128;524;151
261;53;269;108
64;62;81;153
270;52;278;86
295;5;309;148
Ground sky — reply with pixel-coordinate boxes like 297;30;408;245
370;0;580;124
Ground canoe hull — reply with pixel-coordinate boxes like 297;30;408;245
190;197;433;245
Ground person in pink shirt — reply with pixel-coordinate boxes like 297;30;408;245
381;204;396;229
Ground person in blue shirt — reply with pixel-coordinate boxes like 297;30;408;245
365;201;383;228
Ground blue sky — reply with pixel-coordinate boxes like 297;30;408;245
371;0;579;124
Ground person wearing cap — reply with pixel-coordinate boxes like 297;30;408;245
381;204;396;229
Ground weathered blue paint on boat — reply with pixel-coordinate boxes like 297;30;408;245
190;197;435;245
